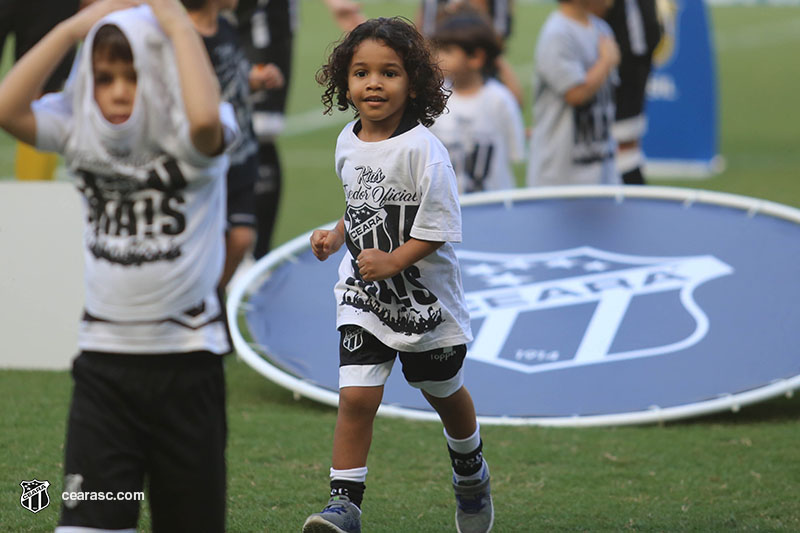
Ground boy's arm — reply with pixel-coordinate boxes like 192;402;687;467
147;0;224;156
0;0;142;145
563;36;620;106
356;239;444;282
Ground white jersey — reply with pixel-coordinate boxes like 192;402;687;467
429;79;525;193
333;122;473;352
526;12;619;186
31;6;238;354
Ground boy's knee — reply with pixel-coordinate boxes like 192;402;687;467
338;386;383;418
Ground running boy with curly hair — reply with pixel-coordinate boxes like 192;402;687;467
303;17;493;533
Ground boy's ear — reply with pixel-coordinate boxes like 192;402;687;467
468;48;488;71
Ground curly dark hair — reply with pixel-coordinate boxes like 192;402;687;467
316;17;448;127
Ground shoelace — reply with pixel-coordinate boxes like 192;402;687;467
321;503;349;515
456;493;487;514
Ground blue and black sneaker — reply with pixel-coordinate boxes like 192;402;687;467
453;463;494;533
302;494;362;533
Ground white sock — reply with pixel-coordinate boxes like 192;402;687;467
444;425;481;454
444;426;486;483
330;466;368;483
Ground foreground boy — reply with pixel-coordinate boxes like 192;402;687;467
0;0;238;530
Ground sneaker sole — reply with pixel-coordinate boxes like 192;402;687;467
302;515;352;533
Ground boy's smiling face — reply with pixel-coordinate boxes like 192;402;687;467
346;38;412;136
92;56;137;125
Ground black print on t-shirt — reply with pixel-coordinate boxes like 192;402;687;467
341;170;443;335
464;143;494;192
75;156;188;266
572;83;614;165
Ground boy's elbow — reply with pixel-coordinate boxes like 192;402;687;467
190;116;224;157
0;111;37;146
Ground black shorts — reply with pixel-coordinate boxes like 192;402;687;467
338;326;467;398
59;351;227;532
0;0;79;93
227;155;258;228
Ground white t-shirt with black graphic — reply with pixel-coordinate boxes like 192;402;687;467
333;122;473;352
429;78;525;193
526;11;619;186
30;6;238;354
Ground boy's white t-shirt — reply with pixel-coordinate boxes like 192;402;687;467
333;122;473;352
30;6;238;354
526;11;619;186
429;78;525;193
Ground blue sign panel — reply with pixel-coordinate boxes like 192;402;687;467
643;0;721;176
229;187;800;425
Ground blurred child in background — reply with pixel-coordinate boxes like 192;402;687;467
526;0;620;186
183;0;265;288
417;0;523;106
429;8;524;193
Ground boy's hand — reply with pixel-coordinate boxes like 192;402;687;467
310;229;345;261
146;0;193;36
67;0;142;39
249;63;285;91
356;249;401;282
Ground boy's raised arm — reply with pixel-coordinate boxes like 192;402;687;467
147;0;224;156
0;0;142;145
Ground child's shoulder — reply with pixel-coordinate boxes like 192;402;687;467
590;14;614;37
483;78;517;101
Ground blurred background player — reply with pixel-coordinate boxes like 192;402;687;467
183;0;261;288
0;0;238;530
233;0;364;259
596;0;661;184
0;0;82;180
232;0;291;259
526;0;620;186
416;0;523;107
305;17;493;533
429;8;525;193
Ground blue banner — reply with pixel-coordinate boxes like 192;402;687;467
644;0;722;176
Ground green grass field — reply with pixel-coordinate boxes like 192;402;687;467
2;2;800;531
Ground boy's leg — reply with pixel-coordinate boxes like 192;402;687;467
303;327;394;533
146;352;227;533
422;386;477;439
221;156;258;288
252;141;281;259
221;225;255;288
402;347;494;533
56;352;147;532
332;385;384;472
